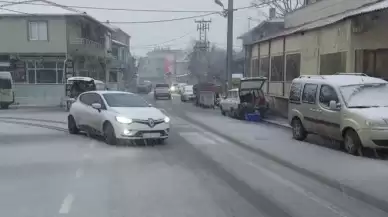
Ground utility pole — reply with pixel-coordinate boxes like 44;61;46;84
226;0;234;90
194;19;211;52
214;0;234;91
194;19;211;82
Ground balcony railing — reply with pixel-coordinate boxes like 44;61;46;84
69;38;104;49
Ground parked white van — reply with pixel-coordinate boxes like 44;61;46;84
288;73;388;155
0;71;14;109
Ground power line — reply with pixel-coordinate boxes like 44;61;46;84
132;31;195;48
0;0;220;13
0;1;270;24
109;12;219;24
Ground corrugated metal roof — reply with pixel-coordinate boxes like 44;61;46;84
249;0;388;45
112;39;128;47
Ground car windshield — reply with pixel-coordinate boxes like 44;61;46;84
340;83;388;108
155;84;169;88
103;93;149;107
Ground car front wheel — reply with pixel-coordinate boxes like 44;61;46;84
103;122;117;146
291;118;307;141
344;129;362;155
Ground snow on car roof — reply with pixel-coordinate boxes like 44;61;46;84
295;74;387;86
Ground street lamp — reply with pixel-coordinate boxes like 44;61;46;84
214;0;233;91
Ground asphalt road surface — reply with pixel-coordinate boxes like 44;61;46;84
0;96;387;217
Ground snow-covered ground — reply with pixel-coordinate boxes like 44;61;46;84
183;111;388;211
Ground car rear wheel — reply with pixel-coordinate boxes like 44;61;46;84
291;118;307;141
103;122;117;146
68;115;79;134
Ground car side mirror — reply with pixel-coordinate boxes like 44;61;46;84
329;100;341;110
91;103;102;112
148;104;153;107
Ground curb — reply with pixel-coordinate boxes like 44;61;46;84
182;114;388;213
262;118;291;129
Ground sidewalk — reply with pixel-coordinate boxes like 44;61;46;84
183;111;388;213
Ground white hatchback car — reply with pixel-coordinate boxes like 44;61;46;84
68;91;170;145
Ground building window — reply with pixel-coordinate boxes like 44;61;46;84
109;71;117;82
11;60;27;83
25;60;64;84
319;52;346;75
302;83;318;104
28;21;48;41
270;55;284;81
259;57;269;77
286;53;301;81
251;58;259;77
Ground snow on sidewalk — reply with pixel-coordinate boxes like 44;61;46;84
184;111;388;211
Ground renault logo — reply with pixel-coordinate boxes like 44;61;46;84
148;118;155;128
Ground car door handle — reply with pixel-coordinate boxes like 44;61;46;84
310;108;322;112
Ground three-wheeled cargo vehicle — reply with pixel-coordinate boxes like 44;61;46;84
193;82;222;109
65;77;107;111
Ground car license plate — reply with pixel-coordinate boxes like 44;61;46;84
142;133;160;138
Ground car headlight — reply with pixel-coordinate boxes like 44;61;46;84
164;116;170;123
366;120;387;127
116;116;133;124
170;87;175;91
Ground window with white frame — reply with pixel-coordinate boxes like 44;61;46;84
28;21;48;41
26;60;64;84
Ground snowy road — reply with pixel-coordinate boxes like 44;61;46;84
0;99;387;217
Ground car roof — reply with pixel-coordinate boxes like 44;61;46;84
67;76;94;82
293;74;387;86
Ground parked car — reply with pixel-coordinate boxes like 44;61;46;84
154;83;171;100
180;85;194;102
0;71;14;109
288;73;388;155
170;83;179;93
219;77;268;118
68;91;170;145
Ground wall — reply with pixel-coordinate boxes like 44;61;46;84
352;11;388;50
285;0;378;28
249;19;351;117
0;16;67;54
14;84;65;106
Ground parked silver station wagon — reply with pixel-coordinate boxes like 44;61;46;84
288;73;388;155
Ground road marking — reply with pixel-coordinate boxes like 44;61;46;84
59;193;74;214
228;152;349;217
202;131;230;144
75;168;83;178
179;132;216;145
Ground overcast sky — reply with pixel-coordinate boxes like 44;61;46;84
12;0;269;56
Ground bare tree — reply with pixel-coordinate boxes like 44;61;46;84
252;0;304;17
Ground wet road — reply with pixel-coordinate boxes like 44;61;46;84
0;96;387;217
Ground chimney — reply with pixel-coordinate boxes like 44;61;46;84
269;8;276;19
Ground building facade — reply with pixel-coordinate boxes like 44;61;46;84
104;21;131;91
244;0;388;117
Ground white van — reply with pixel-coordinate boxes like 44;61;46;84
0;71;14;109
288;73;388;155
